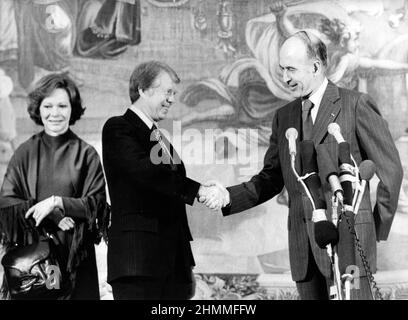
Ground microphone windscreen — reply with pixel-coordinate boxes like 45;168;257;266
328;122;340;136
316;144;337;182
359;160;376;181
299;141;326;210
338;142;352;165
338;141;354;206
314;220;339;249
285;128;298;155
285;128;298;140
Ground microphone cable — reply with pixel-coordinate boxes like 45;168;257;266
341;210;383;300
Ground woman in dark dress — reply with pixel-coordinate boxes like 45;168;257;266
0;73;108;299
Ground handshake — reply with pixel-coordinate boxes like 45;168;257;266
197;180;230;211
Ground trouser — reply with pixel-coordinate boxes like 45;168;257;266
110;267;195;300
295;243;374;300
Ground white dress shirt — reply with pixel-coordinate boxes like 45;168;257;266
129;105;156;129
304;77;329;124
129;105;173;162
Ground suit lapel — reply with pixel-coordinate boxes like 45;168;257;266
123;108;155;149
123;109;181;172
312;82;341;145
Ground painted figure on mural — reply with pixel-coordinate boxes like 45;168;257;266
75;0;141;59
275;1;408;91
12;0;79;89
0;69;17;163
179;0;408;207
180;0;408;138
0;0;142;91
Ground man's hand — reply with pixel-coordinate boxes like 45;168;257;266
58;217;75;231
198;180;230;211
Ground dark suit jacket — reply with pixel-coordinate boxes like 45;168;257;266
223;82;403;282
102;109;200;283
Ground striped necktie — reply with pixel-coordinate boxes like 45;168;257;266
151;124;174;164
302;99;314;140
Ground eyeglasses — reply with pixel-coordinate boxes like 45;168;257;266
150;83;177;98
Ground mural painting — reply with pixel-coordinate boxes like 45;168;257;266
1;0;408;298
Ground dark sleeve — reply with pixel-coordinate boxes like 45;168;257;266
46;209;65;226
61;148;107;224
0;150;38;246
356;94;403;241
0;152;25;200
222;112;285;215
102;118;200;206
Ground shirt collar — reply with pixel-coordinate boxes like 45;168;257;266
307;77;328;108
129;105;158;130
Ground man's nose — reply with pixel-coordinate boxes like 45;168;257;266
282;70;291;84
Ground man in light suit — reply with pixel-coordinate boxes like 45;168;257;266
102;60;216;300
204;31;403;299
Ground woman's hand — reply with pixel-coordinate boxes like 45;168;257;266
25;196;57;226
58;217;75;231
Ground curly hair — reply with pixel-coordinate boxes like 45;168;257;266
27;73;85;126
319;18;361;48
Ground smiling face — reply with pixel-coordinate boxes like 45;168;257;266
144;72;177;122
39;88;72;136
279;37;319;99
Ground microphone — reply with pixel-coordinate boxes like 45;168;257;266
353;160;376;214
316;145;343;204
338;142;354;208
328;123;345;143
335;142;358;274
299;141;339;249
285;128;298;157
314;218;340;249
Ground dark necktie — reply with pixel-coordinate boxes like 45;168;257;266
302;99;314;140
151;124;174;165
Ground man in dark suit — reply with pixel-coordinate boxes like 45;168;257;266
203;31;403;299
102;60;220;300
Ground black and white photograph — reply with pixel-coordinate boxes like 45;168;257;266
0;0;408;308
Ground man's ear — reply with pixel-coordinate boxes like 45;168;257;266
138;87;147;98
313;61;321;74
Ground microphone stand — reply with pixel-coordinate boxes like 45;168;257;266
329;194;344;300
289;154;343;300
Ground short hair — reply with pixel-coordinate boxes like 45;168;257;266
27;73;85;126
129;60;180;104
291;30;328;67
